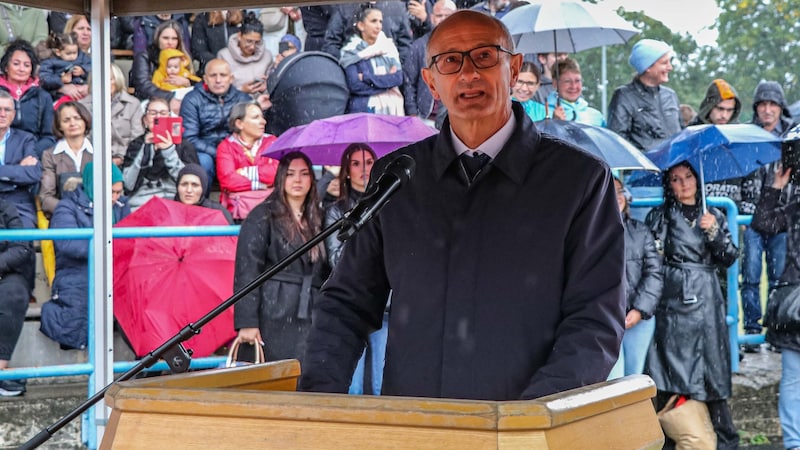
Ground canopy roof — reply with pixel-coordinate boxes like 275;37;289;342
6;0;337;16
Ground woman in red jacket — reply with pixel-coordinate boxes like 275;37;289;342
216;101;279;221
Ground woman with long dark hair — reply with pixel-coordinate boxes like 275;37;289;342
233;151;329;363
645;161;739;449
130;20;196;106
323;143;388;395
325;143;375;265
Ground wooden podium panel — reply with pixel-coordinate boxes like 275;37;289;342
101;360;663;449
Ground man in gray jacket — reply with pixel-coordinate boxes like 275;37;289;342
607;39;681;152
740;81;799;351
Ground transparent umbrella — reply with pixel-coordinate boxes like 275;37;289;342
501;0;639;54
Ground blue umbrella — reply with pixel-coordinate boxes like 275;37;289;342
535;119;659;171
644;123;782;211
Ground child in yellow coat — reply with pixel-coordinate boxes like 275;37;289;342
151;48;200;92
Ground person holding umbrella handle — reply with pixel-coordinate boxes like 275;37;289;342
645;161;740;449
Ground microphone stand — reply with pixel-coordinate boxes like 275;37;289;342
19;218;348;450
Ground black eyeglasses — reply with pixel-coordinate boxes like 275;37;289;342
429;45;514;75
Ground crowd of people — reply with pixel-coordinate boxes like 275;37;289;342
0;4;797;450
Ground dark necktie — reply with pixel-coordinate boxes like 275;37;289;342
460;151;491;181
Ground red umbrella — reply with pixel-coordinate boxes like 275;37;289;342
113;197;237;357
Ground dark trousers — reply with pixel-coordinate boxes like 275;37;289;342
0;274;29;361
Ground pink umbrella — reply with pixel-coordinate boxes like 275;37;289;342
263;113;438;165
113;197;237;357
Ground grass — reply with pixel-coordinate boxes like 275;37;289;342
739;430;773;446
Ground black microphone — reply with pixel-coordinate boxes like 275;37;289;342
338;154;416;241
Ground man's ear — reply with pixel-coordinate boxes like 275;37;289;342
509;53;523;88
421;67;440;100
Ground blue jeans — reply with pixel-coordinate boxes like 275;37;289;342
349;315;388;395
196;152;216;189
781;348;800;448
608;316;655;380
741;227;786;333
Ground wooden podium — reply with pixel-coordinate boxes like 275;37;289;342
101;360;663;449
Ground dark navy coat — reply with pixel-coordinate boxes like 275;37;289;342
0;128;41;228
180;85;251;159
39;51;92;98
402;33;433;118
0;85;56;157
40;184;129;349
300;103;626;401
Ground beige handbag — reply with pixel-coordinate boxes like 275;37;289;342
657;395;717;450
225;336;266;368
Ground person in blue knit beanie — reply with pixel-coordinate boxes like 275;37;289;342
607;39;681;151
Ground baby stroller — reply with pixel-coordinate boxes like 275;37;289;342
266;51;349;136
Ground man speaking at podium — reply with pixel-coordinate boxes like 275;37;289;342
299;11;625;401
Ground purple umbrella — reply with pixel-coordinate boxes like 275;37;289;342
263;113;438;165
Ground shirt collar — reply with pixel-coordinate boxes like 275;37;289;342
53;138;94;155
449;112;516;160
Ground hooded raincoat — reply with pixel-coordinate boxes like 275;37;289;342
151;48;201;91
645;179;739;401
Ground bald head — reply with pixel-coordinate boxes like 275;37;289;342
431;0;457;27
203;58;233;95
426;10;514;65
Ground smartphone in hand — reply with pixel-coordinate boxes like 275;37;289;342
152;116;184;144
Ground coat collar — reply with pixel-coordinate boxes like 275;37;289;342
432;102;540;185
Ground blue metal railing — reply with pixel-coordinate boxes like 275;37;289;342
0;225;240;448
0;198;772;444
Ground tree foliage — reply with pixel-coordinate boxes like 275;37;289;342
713;0;800;120
571;0;800;123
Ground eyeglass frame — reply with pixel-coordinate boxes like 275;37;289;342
242;37;263;47
428;45;515;75
514;79;540;88
145;109;171;117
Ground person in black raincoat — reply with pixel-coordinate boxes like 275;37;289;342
324;143;388;395
645;161;740;449
751;127;800;450
607;177;663;379
233;151;330;363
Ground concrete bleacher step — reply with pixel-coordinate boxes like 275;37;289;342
0;379;86;449
9;322;136;368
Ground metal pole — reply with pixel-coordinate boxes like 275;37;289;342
89;0;114;447
601;45;608;118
